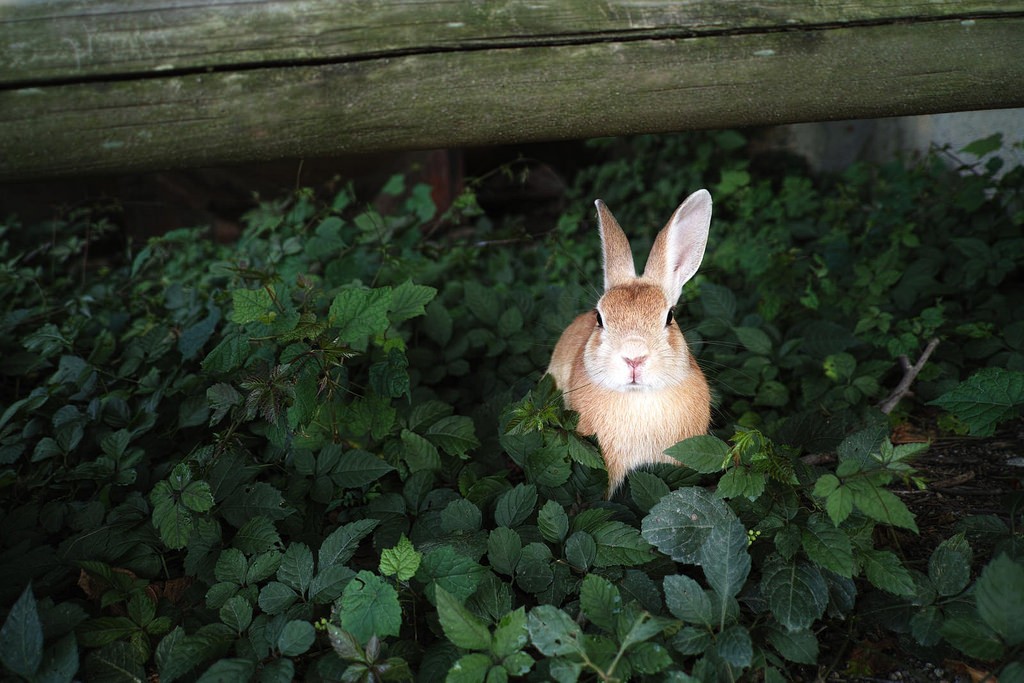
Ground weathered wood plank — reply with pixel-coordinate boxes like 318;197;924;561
2;17;1022;180
2;0;1020;84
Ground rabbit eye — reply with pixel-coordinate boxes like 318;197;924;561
665;309;674;326
595;310;604;328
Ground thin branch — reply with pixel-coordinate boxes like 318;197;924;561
877;338;940;415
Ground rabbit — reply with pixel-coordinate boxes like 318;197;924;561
547;190;713;495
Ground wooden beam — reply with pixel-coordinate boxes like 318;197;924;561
1;2;1022;180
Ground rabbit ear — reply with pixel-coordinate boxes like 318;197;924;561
596;200;637;291
644;189;712;304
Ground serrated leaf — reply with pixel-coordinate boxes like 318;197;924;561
278;543;314;596
389;280;437;323
310;565;356;604
860;549;916;597
220;482;293;528
197;657;255;682
232;516;281;555
446;652;491;683
767;627;819;665
664;575;712;626
846;480;918;532
426;416;480;458
642;487;737;563
716;623;753;668
258;582;299;615
629;471;670;512
85;642;146;682
181;480;215;513
417;546;487;601
701;283;736;323
277;620;315;657
629;641;672;674
329;286;393;345
379;535;421;581
975;553;1024;646
230;288;274;325
699;518;751;599
960;132;1003;157
494;484;537;528
514;543;553;595
760;559;828;632
801;514;855;578
929;368;1024;437
333;450;396;489
487;527;522;576
436;586;492;651
928;533;973;597
579;574;622;631
664;435;729;473
734;326;772;355
492;608;529;659
565;531;597;571
527;606;584;657
214;548;247;585
537;500;569;543
941;616;1005;660
0;584;43;677
442;499;483;533
320;519;380;567
592;521;654;567
340;571;402;645
219;595;253;633
326;624;364;662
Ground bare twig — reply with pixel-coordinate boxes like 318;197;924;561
877;338;941;414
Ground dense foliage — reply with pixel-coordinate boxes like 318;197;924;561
1;132;1022;682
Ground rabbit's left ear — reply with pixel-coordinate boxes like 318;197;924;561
597;200;637;291
644;189;712;304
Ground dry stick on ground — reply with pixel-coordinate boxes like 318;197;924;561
877;338;941;415
800;338;941;466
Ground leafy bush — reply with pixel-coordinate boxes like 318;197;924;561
1;134;1022;682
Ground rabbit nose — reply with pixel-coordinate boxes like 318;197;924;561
624;356;647;369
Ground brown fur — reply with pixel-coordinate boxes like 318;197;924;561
547;192;713;494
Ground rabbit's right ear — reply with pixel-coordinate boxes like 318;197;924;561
596;200;637;291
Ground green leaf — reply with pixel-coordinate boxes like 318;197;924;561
417;546;487;601
928;533;973;597
487;527;523;576
628;471;670;512
492;608;529;659
579;574;622;632
767;627;819;665
975;554;1024;646
446;652;491;683
277;620;315;657
380;535;422;581
564;531;597;571
699;517;751;599
716;466;766;501
846;480;918;532
734;326;772;355
202;333;248;374
628;641;672;674
181;480;215;513
219;595;253;633
760;559;828;632
642;486;738;563
278;543;314;596
716;623;753;668
197;658;255;683
326;624;364;662
527;606;584;657
85;642;146;683
537;500;569;543
426;416;480;458
333;450;396;489
220;482;294;528
664;435;729;473
929;368;1024;437
0;584;43;677
860;549;916;597
37;633;78;683
514;543;553;595
232;516;281;555
339;571;402;645
941;616;1005;660
960;132;1003;157
494;484;537;528
592;521;654;567
464;281;500;325
329;286;393;345
443;499;483;533
77;617;138;648
701;283;736;323
321;519;380;567
258;582;299;615
436;586;492;651
389;280;438;323
664;575;712;626
310;565;356;604
801;514;855;578
229;287;274;325
151;481;193;550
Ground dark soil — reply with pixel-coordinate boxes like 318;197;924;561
817;419;1024;683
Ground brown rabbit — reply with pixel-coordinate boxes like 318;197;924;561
547;190;713;494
